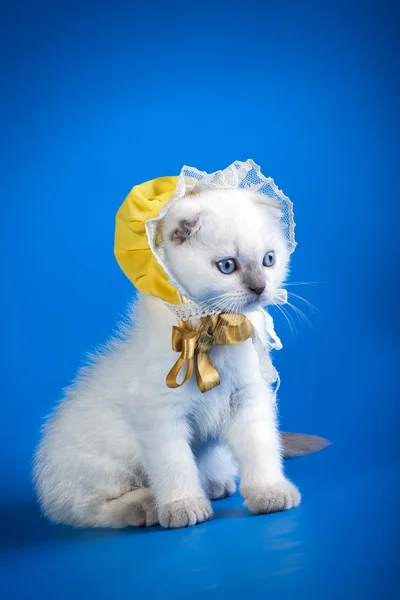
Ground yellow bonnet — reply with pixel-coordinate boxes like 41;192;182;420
114;175;181;304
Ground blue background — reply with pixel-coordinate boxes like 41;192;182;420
1;0;398;598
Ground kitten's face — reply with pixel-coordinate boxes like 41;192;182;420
162;188;289;313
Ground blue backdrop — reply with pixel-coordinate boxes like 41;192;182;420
1;1;398;598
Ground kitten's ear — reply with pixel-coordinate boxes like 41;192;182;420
169;212;204;245
253;195;282;218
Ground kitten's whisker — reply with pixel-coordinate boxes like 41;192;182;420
271;302;297;341
284;281;319;287
200;291;233;304
286;301;314;329
197;291;234;313
287;292;320;314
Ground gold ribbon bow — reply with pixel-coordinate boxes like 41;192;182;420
166;314;252;393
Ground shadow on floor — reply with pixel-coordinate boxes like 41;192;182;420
0;501;156;553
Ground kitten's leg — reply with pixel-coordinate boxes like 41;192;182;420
197;443;238;500
226;383;301;514
96;488;158;527
139;415;213;528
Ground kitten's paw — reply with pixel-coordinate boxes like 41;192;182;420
159;497;213;528
243;479;301;515
123;490;158;527
206;478;236;500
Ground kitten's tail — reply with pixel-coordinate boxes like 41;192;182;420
281;432;331;458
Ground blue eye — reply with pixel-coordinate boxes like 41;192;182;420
263;251;275;267
216;258;237;274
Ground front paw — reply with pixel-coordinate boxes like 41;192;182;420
242;479;301;514
158;496;213;528
206;478;236;500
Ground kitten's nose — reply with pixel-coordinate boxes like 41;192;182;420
249;284;266;296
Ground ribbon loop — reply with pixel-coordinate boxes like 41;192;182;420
196;352;220;393
171;326;198;360
166;314;252;393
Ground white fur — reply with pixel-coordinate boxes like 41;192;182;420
34;188;300;528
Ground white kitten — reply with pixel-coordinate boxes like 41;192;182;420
33;188;301;528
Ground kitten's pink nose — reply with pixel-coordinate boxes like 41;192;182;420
249;285;266;296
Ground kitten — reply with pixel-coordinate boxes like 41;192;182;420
34;187;303;528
